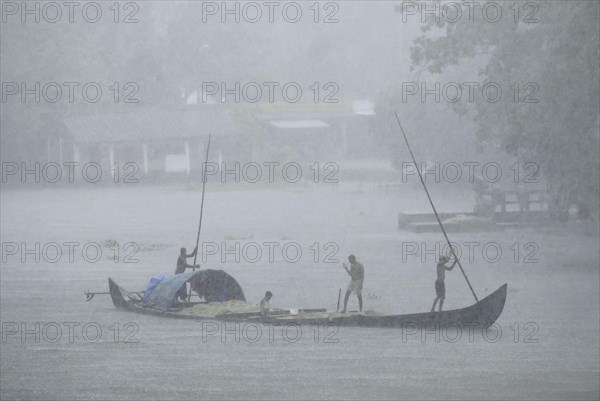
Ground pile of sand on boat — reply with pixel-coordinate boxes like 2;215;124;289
175;300;383;319
176;300;260;318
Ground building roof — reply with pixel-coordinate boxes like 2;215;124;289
251;100;376;121
269;119;330;129
63;108;240;143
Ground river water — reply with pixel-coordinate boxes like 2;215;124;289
1;184;598;400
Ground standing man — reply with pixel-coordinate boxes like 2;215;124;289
342;254;364;313
175;246;199;302
431;254;457;312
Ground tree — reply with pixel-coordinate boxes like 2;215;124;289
406;1;599;219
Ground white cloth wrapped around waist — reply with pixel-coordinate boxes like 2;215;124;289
347;279;363;294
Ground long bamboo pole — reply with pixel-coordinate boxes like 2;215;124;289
188;133;211;300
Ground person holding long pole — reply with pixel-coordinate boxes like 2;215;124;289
175;246;199;302
431;254;457;312
394;113;479;304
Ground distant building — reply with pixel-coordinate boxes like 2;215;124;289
247;99;378;160
61;107;244;178
58;100;380;180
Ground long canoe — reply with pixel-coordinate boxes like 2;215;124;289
108;278;507;329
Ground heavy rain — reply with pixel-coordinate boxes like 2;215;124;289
1;1;599;400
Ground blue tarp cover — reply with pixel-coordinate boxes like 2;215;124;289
144;275;167;302
146;271;197;310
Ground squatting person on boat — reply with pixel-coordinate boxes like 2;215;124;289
260;291;273;317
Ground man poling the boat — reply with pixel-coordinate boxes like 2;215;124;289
341;254;364;313
395;113;480;307
431;253;458;312
175;246;199;301
392;114;511;323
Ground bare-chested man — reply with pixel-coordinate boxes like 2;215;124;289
342;254;364;313
431;254;457;312
175;246;198;302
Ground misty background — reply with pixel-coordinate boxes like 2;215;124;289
2;1;598;219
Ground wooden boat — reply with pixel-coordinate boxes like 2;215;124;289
104;123;509;330
109;278;507;328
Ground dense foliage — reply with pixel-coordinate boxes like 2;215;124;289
401;1;599;218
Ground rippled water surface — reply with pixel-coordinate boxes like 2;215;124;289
1;186;598;400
